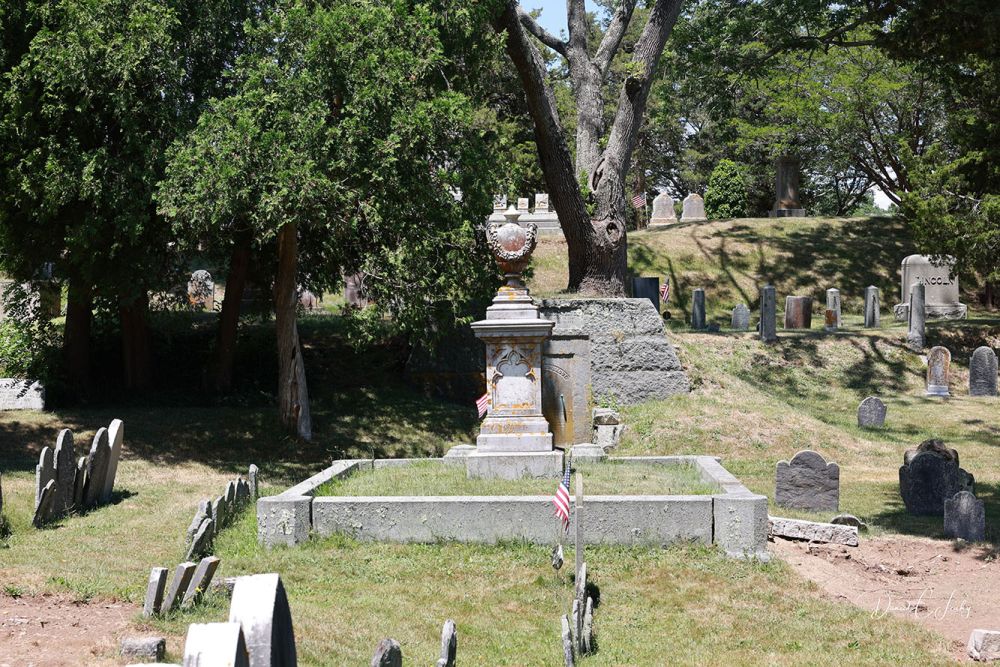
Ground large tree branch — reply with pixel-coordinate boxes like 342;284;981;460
594;0;637;75
567;0;587;53
517;7;567;56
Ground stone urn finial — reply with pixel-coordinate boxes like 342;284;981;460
487;205;538;287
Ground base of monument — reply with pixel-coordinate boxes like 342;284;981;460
570;443;607;464
680;216;707;222
465;450;564;480
926;384;950;397
892;303;968;321
648;217;678;226
769;208;806;218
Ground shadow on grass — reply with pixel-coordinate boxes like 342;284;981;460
868;481;1000;550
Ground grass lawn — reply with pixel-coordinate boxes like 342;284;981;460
316;459;718;497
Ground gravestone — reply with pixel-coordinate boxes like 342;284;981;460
32;479;56;527
826;288;841;329
969;630;1000;662
0;379;45;410
775;450;840;511
824;309;836;332
229;573;297;667
493;194;507;211
163;562;197;612
649;193;677;225
187;518;215;560
188;270;214;310
899;439;974;516
83;428;111;508
101;419;124;504
760;285;777;343
680;193;706;221
691;288;706;329
592;408;622;451
187;500;212;543
864;286;880;327
969;346;998;397
249;464;259;499
120;636;166;662
769;156;806;217
857;396;887;428
54;429;76;513
731;303;750;330
535;193;550;212
437;620;457;667
143;567;169;617
893;255;967;320
35;446;55;509
630;277;660;312
183;622;251;667
183;556;221;607
783;296;813;329
926;346;951;397
906;283;926;350
943;490;985;542
516;197;530;211
372;639;402;667
72;456;86;507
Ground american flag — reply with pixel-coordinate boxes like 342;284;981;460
659;281;670;304
631;192;647;209
476;393;489;419
552;463;571;531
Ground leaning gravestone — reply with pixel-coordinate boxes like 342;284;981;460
760;285;777;343
229;573;297;667
944;490;985;542
680;193;707;221
893;254;967;321
731;303;750;330
101;419;124;504
83;428;111;508
906;283;926;350
864;286;880;327
143;567;169;617
857;396;887;428
691;288;706;329
784;296;813;329
899;439;974;516
649;192;677;225
437;619;457;667
776;450;840;511
969;346;998;397
926;346;951;397
372;638;403;667
53;430;76;513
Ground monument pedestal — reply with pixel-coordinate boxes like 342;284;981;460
466;450;563;480
892;303;968;321
769;208;806;218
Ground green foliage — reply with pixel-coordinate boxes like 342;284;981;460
0;283;59;381
704;159;749;219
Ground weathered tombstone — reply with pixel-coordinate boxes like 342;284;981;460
680;193;706;221
32;479;56;527
857;396;887;428
649;192;677;225
630;277;660;312
944;491;985;541
592;408;622;452
968;629;1000;662
53;429;76;513
969;346;998;397
120;636;166;662
183;556;222;607
35;446;55;509
516;197;530;211
101;419;124;504
783;296;813;329
535;193;550;212
183;622;250;667
893;254;967;321
436;620;457;667
187;500;212;543
824;309;836;332
770;156;806;217
83;427;110;508
236;479;250;506
864;286;880;327
188;270;214;311
371;638;402;667
561;615;575;667
731;303;750;331
775;450;840;512
229;573;297;667
248;464;260;499
906;283;926;350
926;346;951;397
760;285;777;343
826;288;841;329
186;518;215;561
212;496;225;529
143;567;169;617
899;439;975;516
582;596;594;655
691;288;706;329
162;562;197;612
225;480;237;505
72;456;86;507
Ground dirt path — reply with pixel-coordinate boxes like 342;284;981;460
0;593;136;666
772;534;1000;661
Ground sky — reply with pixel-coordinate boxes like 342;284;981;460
523;1;892;209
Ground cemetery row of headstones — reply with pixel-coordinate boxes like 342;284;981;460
649;192;707;224
186;464;259;560
922;345;998;398
33;419;124;526
143;556;221;617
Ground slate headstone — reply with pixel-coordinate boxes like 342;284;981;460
691;288;706;330
760;285;777;343
857;396;887;428
83;427;110;508
229;573;297;667
907;283;926;349
582;596;594;655
186;518;215;561
32;479;56;527
630;277;660;312
183;622;251;667
899;439;975;516
731;303;750;331
53;430;76;514
35;446;55;510
101;418;124;504
784;296;813;329
72;456;86;507
561;615;575;667
372;639;402;667
943;490;985;542
775;450;840;512
826;288;841;329
864;285;880;327
183;556;221;607
969;346;998;397
188;499;212;543
926;346;951;397
680;193;706;221
143;567;169;617
437;619;457;667
162;562;197;613
120;636;166;662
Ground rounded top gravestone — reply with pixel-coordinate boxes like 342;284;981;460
857;396;886;428
775;450;840;512
680;193;706;221
925;346;951;396
650;192;677;225
898;439;974;516
969;346;998;397
229;573;296;667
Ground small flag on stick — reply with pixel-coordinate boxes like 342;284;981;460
552;463;571;531
631;192;647;209
476;393;489;419
659;281;670;304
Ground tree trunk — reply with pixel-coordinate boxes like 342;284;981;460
212;233;251;392
63;279;93;395
119;292;152;390
274;222;312;440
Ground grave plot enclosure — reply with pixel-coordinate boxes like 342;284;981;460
257;455;769;560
